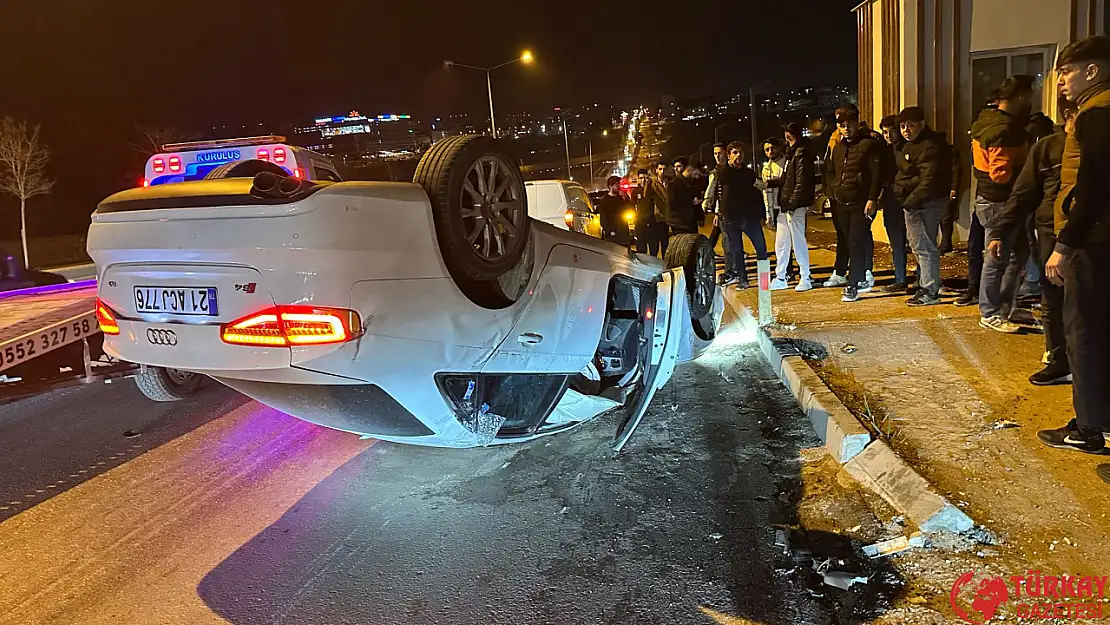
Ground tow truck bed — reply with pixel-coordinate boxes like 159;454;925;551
0;282;137;401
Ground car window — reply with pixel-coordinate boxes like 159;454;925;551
567;187;594;214
314;167;342;182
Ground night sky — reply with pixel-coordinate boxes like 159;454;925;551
0;0;859;238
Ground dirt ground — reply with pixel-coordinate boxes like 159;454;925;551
728;218;1110;583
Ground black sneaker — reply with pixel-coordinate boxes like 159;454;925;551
718;273;737;286
1037;419;1106;454
1098;464;1110;485
882;281;908;293
954;292;979;307
841;285;860;302
1029;364;1072;386
907;291;941;307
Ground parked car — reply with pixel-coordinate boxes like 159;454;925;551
88;135;722;450
526;180;602;239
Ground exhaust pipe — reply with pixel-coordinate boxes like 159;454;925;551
252;172;281;195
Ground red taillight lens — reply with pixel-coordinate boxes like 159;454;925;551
96;299;121;335
221;306;363;347
152;158;165;173
141;179;150;188
256;148;270;161
273;147;287;163
168;156;182;172
564;211;575;226
293;167;303;178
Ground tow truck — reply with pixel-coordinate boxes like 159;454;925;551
0;278;202;404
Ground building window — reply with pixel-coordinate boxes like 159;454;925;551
971;46;1055;117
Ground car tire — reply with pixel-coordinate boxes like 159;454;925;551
664;233;715;320
134;366;202;402
413;135;531;283
204;159;290;180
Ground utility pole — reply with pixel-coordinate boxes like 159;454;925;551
588;141;594;187
486;71;497;139
749;86;759;166
564;119;572;180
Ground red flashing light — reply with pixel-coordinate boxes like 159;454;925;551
141;179;150;188
294;167;303;178
256;148;270;161
273;147;287;164
96;299;121;335
168;156;182;172
152;158;166;173
221;305;363;348
564;211;575;226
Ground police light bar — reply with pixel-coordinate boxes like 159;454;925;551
161;136;288;152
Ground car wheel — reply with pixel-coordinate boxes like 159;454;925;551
204;159;290;180
134;366;202;402
413;135;531;283
664;233;715;320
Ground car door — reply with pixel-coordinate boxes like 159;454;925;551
612;268;687;452
482;243;612;374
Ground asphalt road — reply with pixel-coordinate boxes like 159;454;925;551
0;322;886;625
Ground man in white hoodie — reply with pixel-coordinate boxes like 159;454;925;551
763;128;814;291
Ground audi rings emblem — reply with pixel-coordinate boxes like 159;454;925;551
146;328;178;346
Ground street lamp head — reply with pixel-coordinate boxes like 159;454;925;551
444;60;454;67
602;129;609;136
520;50;534;64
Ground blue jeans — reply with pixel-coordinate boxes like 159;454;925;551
722;216;767;281
904;200;944;296
884;200;908;284
975;196;1028;319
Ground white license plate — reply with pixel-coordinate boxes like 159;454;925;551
134;286;219;316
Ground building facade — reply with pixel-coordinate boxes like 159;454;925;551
292;111;430;165
855;0;1105;235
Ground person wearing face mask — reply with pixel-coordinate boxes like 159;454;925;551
969;74;1036;332
1037;36;1110;471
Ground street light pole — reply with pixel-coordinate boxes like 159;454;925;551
444;50;534;140
563;119;572;180
588;141;594;187
486;70;497;138
749;86;760;164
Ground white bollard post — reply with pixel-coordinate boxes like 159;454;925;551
757;258;772;327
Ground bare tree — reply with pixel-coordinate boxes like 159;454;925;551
131;125;197;155
0;117;55;269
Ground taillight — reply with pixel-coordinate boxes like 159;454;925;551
152;158;165;173
221;306;363;348
141;179;150;188
564;211;575;226
96;299;120;335
256;148;270;161
294;167;303;178
273;147;287;163
168;156;182;172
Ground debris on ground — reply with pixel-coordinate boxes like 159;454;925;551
822;570;871;590
122;430;141;438
841;343;858;354
863;532;927;558
989;419;1020;430
709;532;724;541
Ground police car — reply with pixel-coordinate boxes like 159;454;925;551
143;136;341;187
90;135;721;450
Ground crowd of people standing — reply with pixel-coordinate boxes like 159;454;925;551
593;35;1110;486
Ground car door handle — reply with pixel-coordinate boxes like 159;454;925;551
518;332;544;346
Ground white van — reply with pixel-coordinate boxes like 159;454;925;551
525;180;601;238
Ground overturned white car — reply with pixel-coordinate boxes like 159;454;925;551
87;135;722;449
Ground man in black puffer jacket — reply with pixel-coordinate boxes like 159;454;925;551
771;122;816;291
828;107;884;302
893;106;954;306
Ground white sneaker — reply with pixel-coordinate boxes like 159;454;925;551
865;270;875;288
795;279;814;292
857;281;873;294
770;277;790;291
824;273;848;288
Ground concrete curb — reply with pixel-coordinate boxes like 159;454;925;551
726;292;974;534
